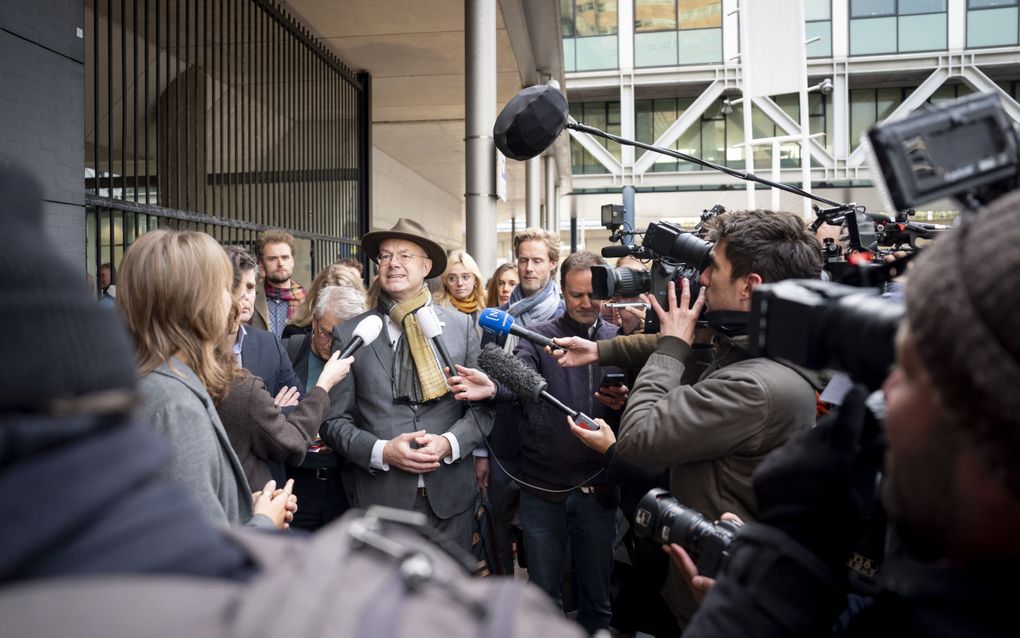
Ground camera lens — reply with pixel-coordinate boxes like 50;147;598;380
590;265;651;300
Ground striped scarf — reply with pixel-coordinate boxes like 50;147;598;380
378;288;449;403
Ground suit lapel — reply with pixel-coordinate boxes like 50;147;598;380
369;311;396;383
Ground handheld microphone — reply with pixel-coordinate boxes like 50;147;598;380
415;306;457;378
477;344;600;431
478;308;558;351
336;315;384;359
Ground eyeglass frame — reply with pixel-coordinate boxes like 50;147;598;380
375;252;429;266
444;273;475;285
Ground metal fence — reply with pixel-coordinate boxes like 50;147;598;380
85;0;370;286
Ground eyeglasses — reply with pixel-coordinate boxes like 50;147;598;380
445;273;474;285
313;323;334;341
377;253;428;266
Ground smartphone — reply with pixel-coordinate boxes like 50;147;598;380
604;302;649;309
600;372;626;388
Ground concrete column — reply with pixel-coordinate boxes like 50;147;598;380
948;0;966;52
525;155;541;228
465;0;497;274
544;154;557;234
622;185;636;246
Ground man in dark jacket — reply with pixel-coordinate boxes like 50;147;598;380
514;251;627;634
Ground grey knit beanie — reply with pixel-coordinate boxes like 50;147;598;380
907;189;1020;488
0;164;137;412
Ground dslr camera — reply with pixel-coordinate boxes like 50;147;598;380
590;205;720;332
633;488;740;579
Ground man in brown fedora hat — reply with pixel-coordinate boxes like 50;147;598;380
321;218;495;549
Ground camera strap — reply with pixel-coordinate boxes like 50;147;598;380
703;310;749;338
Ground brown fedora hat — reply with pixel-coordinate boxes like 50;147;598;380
361;217;447;278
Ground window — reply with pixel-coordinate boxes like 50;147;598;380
631;92;831;172
849;0;947;55
634;1;722;67
562;0;619;71
967;0;1020;48
570;101;622;174
806;0;832;58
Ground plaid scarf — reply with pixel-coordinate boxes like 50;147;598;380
264;279;306;320
377;288;449;403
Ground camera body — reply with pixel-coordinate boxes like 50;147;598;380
593;209;718;332
749;279;904;390
633;488;739;579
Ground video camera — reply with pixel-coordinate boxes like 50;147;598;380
590;205;720;333
751;92;1018;389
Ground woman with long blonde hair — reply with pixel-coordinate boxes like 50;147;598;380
434;249;487;320
118;229;291;529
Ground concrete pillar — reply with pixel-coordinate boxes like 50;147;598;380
526;155;541;227
544;154;557;234
465;0;497;274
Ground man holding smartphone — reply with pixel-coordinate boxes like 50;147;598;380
514;250;628;634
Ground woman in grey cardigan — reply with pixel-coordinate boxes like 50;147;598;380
117;230;293;530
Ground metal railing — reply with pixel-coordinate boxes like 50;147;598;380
85;0;370;286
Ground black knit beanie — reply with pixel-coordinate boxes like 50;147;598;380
0;164;136;412
907;189;1020;484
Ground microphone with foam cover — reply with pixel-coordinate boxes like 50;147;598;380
336;315;384;359
493;85;570;161
477;344;600;431
478;308;557;350
415;305;457;378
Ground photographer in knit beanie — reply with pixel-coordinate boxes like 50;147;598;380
681;190;1020;637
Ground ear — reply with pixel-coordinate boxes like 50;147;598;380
742;273;763;300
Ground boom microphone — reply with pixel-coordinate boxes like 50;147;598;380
336;315;384;359
478;308;557;350
477;344;600;431
415;305;457;378
493;84;569;161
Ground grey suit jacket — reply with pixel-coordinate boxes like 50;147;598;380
135;359;257;527
321;306;494;519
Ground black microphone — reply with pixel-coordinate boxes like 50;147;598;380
477;344;600;431
478;308;558;351
415;306;457;378
601;245;635;258
335;315;384;359
493;85;569;161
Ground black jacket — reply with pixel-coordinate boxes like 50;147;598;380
0;412;254;584
515;315;624;497
686;523;1020;638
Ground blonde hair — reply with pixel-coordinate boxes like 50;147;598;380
288;264;366;329
117;230;235;403
434;249;486;309
513;227;561;264
485;262;518;308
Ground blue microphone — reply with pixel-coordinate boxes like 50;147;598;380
478;308;557;350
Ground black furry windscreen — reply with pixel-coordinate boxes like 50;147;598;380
477;343;545;403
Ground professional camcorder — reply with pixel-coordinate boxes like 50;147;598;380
633;488;740;579
751;93;1017;388
749;279;904;390
590;205;720;332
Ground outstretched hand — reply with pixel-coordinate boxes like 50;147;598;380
449;365;496;401
548;336;598;368
644;278;705;346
